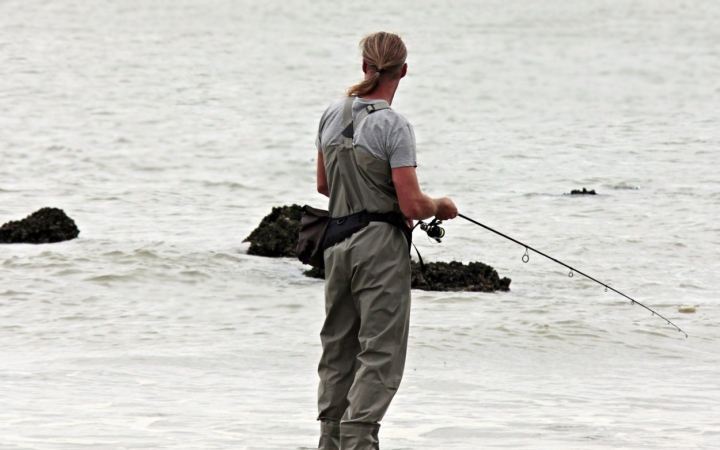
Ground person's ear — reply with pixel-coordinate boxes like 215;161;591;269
400;63;408;79
362;60;369;74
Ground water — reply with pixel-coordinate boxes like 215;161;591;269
1;0;719;448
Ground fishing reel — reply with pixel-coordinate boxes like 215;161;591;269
419;218;445;243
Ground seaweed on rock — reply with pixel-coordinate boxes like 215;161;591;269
243;204;303;257
568;188;597;195
0;207;80;244
411;261;510;292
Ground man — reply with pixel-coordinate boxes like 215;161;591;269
315;31;458;450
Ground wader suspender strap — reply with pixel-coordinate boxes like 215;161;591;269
338;97;390;212
341;95;354;138
341;96;390;140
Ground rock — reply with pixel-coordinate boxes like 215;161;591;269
411;261;511;292
0;207;80;244
304;267;326;280
304;261;511;293
569;188;597;195
244;204;303;257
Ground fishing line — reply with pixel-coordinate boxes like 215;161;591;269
455;213;688;338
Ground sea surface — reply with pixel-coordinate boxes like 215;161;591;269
1;1;719;449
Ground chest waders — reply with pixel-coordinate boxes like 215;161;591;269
317;97;412;450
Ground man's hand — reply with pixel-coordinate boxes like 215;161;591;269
434;197;458;221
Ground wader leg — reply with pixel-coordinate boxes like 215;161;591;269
318;248;361;437
318;419;341;450
318;225;411;450
343;226;412;446
340;422;380;450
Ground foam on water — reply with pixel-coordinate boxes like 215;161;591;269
2;0;719;448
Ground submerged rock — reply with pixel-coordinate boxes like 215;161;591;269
569;188;597;195
244;204;303;257
304;261;511;293
0;207;80;244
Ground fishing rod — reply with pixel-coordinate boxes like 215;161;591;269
417;214;688;338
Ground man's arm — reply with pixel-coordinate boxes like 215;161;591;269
317;152;329;197
392;166;457;220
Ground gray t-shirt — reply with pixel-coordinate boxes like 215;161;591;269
315;97;417;168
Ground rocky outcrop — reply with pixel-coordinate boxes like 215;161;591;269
0;207;80;244
304;261;511;292
411;261;511;292
243;204;303;257
246;205;511;292
569;188;597;195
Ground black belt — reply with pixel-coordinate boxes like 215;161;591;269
322;210;410;251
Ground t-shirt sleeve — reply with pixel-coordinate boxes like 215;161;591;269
387;122;417;168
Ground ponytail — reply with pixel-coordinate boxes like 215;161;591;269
347;32;407;97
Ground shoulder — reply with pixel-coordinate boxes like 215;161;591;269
326;97;346;113
319;98;346;127
322;98;345;119
356;99;412;129
375;108;410;125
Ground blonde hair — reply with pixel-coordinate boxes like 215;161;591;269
346;32;407;97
